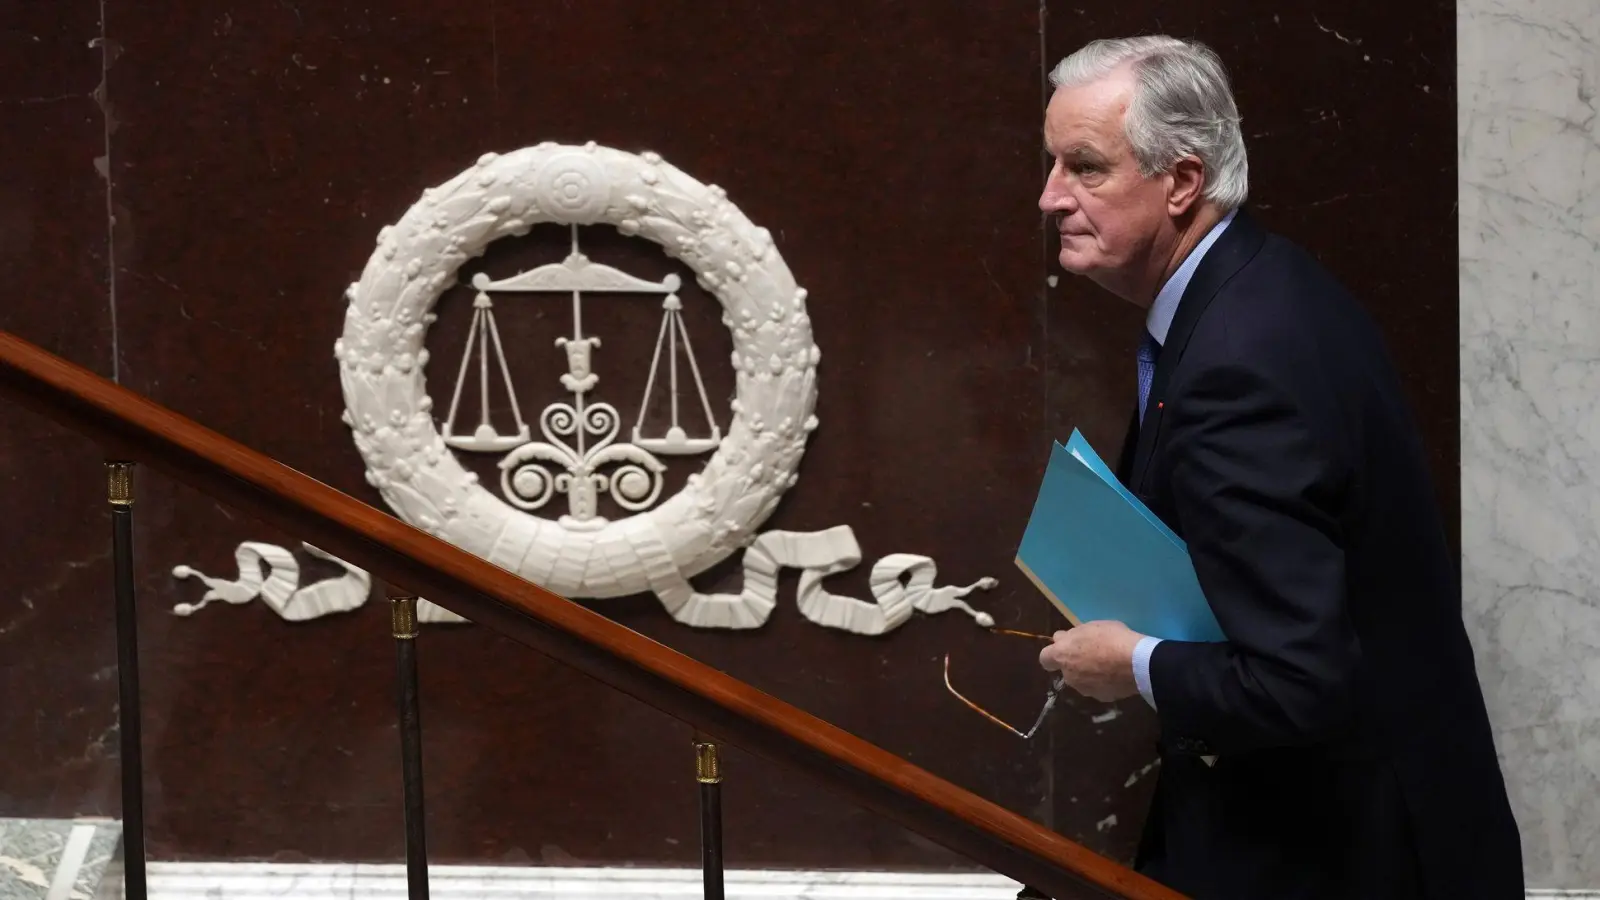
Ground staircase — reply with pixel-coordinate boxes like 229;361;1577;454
0;329;1182;900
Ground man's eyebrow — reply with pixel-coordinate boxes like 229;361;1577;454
1044;140;1104;158
1061;145;1106;163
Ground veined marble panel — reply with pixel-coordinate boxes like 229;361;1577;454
0;819;120;900
1459;0;1600;889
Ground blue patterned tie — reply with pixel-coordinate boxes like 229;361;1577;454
1137;331;1161;424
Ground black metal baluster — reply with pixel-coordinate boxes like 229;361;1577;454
106;461;147;900
391;595;429;900
694;738;725;900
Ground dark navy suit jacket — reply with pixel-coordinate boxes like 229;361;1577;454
1114;209;1522;899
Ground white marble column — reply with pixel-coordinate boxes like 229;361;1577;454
1459;0;1600;889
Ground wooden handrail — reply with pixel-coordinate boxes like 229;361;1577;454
0;329;1183;900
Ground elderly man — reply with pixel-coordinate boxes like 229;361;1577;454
1032;37;1522;899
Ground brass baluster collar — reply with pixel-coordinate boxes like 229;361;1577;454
106;461;134;507
694;740;721;784
391;596;419;639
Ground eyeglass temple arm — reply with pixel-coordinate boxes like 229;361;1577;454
1018;676;1067;740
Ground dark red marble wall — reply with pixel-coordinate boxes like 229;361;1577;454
0;0;1456;873
0;0;123;821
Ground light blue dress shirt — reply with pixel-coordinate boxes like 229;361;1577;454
1130;208;1236;710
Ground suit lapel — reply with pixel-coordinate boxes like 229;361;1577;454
1114;408;1140;487
1128;208;1269;492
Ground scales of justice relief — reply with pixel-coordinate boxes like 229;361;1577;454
172;142;996;634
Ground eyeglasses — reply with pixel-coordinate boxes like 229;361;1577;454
943;628;1067;740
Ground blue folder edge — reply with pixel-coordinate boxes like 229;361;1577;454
1063;429;1186;551
1014;429;1225;643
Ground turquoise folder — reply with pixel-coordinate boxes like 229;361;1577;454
1014;429;1225;642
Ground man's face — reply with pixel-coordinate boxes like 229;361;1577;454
1039;69;1173;301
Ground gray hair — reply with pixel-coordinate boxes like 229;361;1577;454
1049;36;1248;210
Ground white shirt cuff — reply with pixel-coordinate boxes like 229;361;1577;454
1132;636;1162;710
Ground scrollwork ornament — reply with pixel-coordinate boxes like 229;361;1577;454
176;143;995;635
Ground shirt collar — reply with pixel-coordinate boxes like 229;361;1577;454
1146;207;1238;346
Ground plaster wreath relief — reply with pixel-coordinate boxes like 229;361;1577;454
172;142;996;634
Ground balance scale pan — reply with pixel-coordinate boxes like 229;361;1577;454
444;425;531;454
634;430;722;456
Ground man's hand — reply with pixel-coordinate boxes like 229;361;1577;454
1039;621;1145;702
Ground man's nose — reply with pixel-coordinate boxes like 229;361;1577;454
1039;180;1074;215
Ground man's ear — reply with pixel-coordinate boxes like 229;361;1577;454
1167;156;1206;216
